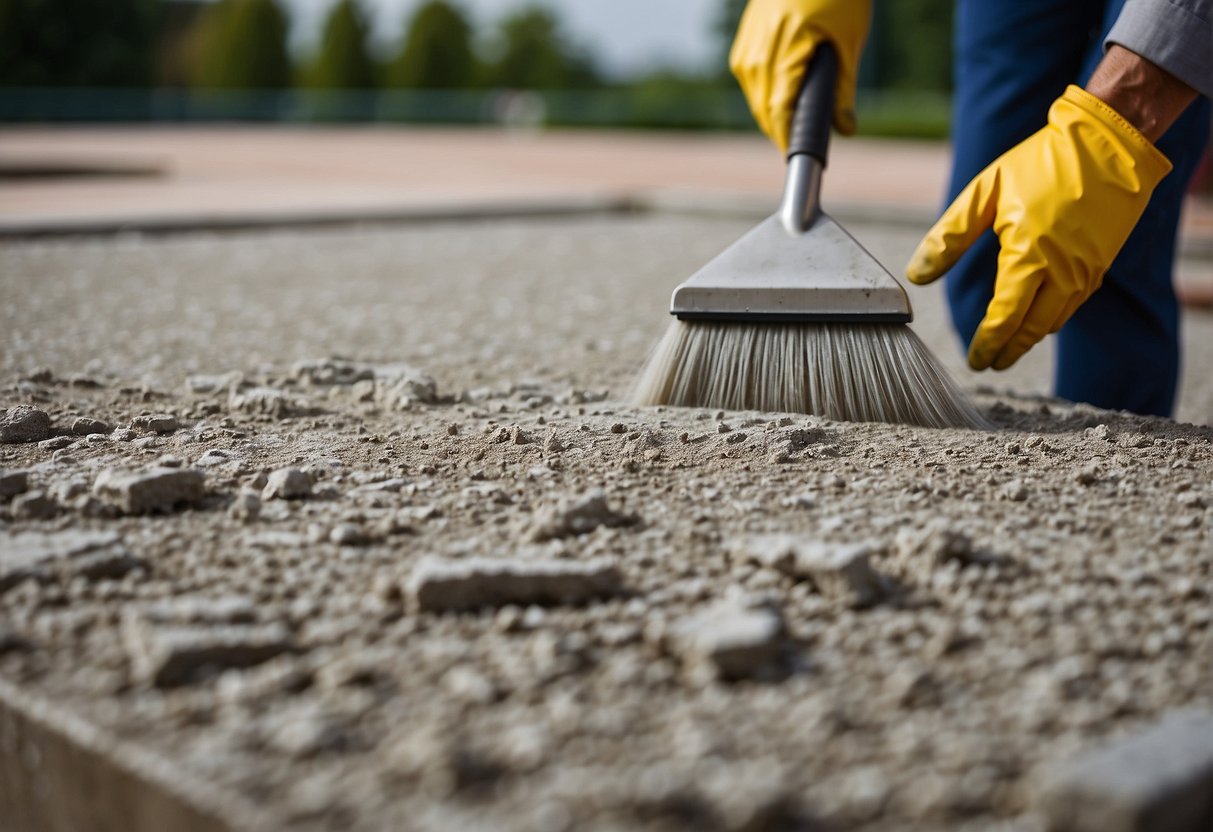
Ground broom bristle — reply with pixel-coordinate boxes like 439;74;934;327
632;320;987;429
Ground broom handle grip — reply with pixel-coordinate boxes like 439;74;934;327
787;41;838;164
780;42;837;235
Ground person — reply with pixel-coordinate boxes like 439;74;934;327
729;0;1212;417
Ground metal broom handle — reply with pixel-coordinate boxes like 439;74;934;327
779;41;839;236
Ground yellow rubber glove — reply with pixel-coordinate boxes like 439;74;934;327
729;0;872;152
906;85;1172;371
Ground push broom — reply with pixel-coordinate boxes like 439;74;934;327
632;43;984;430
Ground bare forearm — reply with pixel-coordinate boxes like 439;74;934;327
1085;44;1198;142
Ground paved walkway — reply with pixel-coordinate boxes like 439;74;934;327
1;126;1210;302
0;126;1207;231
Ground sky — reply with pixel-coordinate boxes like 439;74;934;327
279;0;726;79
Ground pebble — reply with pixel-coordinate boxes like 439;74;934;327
667;599;785;682
70;417;110;436
132;414;179;434
0;405;51;444
262;468;312;501
329;523;370;547
529;489;640;541
1002;479;1030;502
0;469;29;499
407;555;623;612
738;535;888;607
93;467;206;515
1035;708;1213;832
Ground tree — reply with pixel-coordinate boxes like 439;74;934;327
713;0;747;79
0;0;156;87
487;6;597;90
305;0;377;89
385;0;475;89
865;0;953;92
190;0;292;89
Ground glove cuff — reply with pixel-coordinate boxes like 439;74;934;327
1060;85;1173;182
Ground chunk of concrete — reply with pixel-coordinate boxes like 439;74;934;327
1035;709;1213;832
668;600;785;682
529;489;640;542
407;555;622;612
123;612;291;687
262;468;312;501
0;531;142;591
738;535;888;607
131;414;178;434
93;467;205;515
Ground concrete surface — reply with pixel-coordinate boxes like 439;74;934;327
1;215;1210;831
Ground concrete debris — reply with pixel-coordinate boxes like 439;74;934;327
0;469;29;500
93;467;206;515
262;468;312;501
373;364;439;409
1001;479;1030;502
0;530;143;591
329;523;370;547
132;413;179;434
667;599;785;682
894;522;977;573
291;358;374;386
39;436;73;451
195;449;234;467
228;489;261;522
407;555;623;612
123;615;293;687
185;372;242;394
10;490;59;520
0;405;51;444
136;596;258;625
70;417;110;436
229;387;299;418
529;488;640;541
738;535;888;607
1035;709;1213;832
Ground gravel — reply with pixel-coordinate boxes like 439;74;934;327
0;217;1209;831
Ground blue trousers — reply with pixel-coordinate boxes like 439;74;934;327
948;0;1211;416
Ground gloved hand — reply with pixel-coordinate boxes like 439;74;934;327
729;0;872;152
906;85;1172;371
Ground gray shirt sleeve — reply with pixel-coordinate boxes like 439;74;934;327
1105;0;1212;98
